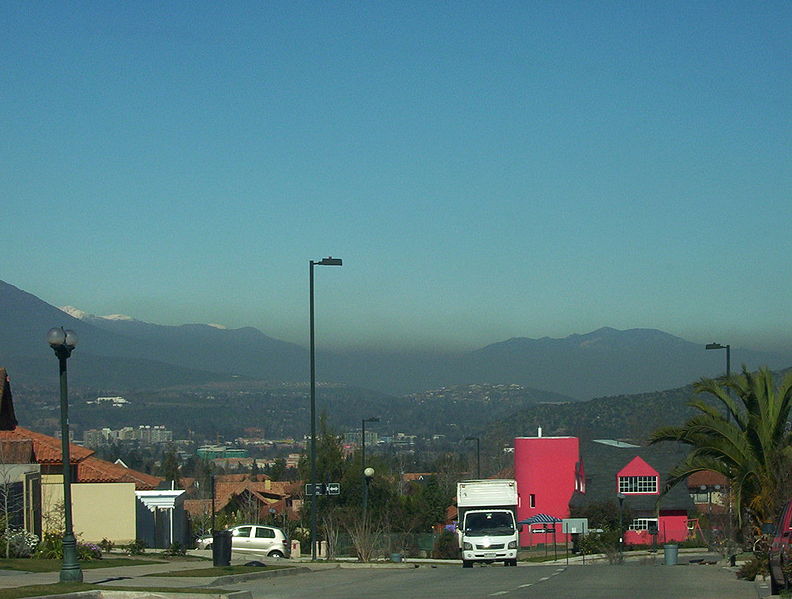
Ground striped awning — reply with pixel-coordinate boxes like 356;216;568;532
518;514;562;525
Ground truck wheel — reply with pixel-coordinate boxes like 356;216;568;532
462;560;473;568
507;559;517;567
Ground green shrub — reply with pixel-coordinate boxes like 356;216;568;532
31;533;101;561
34;532;64;559
736;557;768;581
98;538;114;554
1;529;39;558
162;541;186;556
124;539;147;555
432;530;459;559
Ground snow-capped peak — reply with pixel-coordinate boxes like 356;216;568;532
60;305;94;320
208;323;227;330
59;306;135;322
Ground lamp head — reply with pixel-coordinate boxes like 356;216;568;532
364;417;380;423
364;467;375;478
706;343;726;350
317;257;342;266
47;327;78;349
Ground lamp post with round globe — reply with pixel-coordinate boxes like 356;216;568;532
47;327;83;583
363;467;375;519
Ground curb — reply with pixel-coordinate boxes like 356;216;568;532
205;566;313;586
28;591;252;599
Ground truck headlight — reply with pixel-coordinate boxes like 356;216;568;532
508;541;517;549
463;542;472;550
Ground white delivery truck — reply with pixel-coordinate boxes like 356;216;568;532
457;479;520;568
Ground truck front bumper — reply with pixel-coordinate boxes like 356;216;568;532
462;549;517;561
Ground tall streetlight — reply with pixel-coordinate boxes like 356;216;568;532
47;327;83;583
705;342;731;378
617;492;626;559
363;467;375;520
309;256;342;561
706;342;731;421
465;436;481;479
361;417;379;512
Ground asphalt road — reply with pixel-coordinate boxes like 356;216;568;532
230;563;757;599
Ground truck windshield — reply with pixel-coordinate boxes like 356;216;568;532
465;512;515;536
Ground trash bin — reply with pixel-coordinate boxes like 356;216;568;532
390;553;403;563
212;530;232;567
663;544;678;566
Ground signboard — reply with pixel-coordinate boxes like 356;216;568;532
305;483;325;496
562;518;589;534
305;483;341;496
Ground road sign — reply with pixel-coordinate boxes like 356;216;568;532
305;483;325;496
326;482;341;496
562;518;589;534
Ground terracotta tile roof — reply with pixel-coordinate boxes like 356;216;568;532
184;498;212;518
214;480;289;512
214;473;271;483
687;470;730;488
0;426;94;464
77;456;163;490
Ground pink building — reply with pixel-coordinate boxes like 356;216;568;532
514;435;693;547
514;434;584;546
616;456;689;545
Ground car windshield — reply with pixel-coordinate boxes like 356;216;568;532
465;512;515;536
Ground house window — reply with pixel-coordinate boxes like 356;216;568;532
618;475;658;494
629;518;658;531
529;494;536;508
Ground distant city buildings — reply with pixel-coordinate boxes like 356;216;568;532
87;396;130;407
83;425;173;447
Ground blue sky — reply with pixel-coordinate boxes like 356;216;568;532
2;2;791;352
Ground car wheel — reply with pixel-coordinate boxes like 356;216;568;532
268;550;285;559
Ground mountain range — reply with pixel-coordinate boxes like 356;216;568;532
1;279;790;399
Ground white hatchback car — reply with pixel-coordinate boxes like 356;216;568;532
196;524;290;558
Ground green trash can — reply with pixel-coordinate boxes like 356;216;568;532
663;544;678;566
390;553;403;563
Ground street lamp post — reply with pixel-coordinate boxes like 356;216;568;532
361;417;379;512
363;467;375;520
706;342;731;421
465;436;481;478
617;492;626;559
309;256;342;561
47;327;83;583
705;342;731;378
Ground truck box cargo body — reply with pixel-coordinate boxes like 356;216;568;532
457;479;520;568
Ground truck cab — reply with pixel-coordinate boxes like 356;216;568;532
460;508;519;567
457;479;520;568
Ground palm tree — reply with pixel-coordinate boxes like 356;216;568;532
649;367;792;531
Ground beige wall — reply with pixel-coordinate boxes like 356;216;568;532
41;475;137;544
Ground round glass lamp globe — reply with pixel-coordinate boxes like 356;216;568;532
47;327;66;346
364;467;375;478
47;328;78;348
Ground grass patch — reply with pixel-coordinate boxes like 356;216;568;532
0;558;163;573
0;583;233;599
147;564;292;577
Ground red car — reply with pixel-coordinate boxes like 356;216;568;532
769;500;792;594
